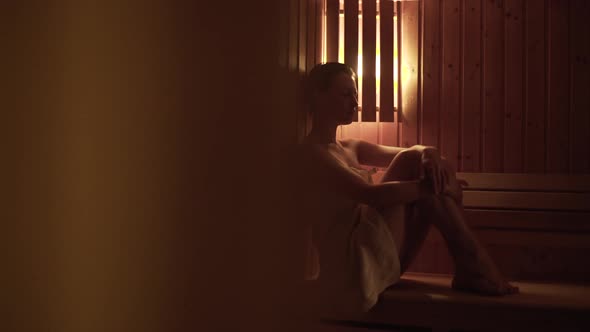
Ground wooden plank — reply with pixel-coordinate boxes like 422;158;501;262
474;228;590;249
379;0;395;122
465;209;590;232
547;0;571;173
326;0;340;62
288;0;300;72
344;0;359;122
480;241;590;283
483;0;505;172
462;191;590;211
378;121;398;146
299;0;308;73
421;0;442;148
359;122;378;144
361;0;377;122
461;0;483;171
441;0;462;170
570;0;590;173
504;0;525;172
524;0;547;172
306;0;318;73
457;172;590;191
400;0;420;147
316;0;324;64
344;273;590;331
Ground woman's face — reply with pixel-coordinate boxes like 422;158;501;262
316;72;358;125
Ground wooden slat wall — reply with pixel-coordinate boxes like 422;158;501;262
344;0;359;122
461;0;482;172
400;0;421;147
504;0;525;172
380;0;395;122
362;0;377;122
441;0;461;167
416;0;589;174
326;0;339;62
310;0;589;174
570;0;590;173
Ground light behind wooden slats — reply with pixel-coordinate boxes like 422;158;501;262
379;0;395;122
316;0;324;65
504;0;525;172
442;0;461;170
548;0;570;173
326;0;339;62
344;0;359;122
525;0;546;172
397;0;403;135
299;0;308;74
483;0;504;172
362;0;377;122
421;0;441;148
570;0;590;173
400;0;419;147
462;0;482;172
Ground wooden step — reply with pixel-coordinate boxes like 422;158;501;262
322;273;590;332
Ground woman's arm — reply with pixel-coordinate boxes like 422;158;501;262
341;139;434;168
300;145;433;209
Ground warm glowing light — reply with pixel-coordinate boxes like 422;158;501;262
331;0;399;113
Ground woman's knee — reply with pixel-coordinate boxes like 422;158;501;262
387;148;422;180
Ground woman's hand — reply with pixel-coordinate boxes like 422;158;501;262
420;147;447;194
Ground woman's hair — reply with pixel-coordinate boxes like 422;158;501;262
305;62;357;113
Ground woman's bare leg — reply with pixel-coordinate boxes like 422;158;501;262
380;150;518;295
379;149;432;273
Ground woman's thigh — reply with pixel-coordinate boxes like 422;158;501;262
378;149;423;253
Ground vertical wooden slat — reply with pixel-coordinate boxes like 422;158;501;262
422;0;442;148
442;0;461;169
289;0;303;141
570;0;590;173
397;0;403;143
462;0;483;172
297;0;309;139
307;0;317;73
400;0;420;147
299;0;308;73
524;0;546;173
380;0;395;122
316;0;325;65
344;0;359;71
362;0;377;122
288;0;300;72
344;0;359;122
418;0;425;145
504;0;525;172
547;0;571;173
483;0;505;172
326;0;340;62
480;0;486;170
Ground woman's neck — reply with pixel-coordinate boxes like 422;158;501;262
306;125;338;144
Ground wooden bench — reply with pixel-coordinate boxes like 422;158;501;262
321;272;590;332
319;173;590;331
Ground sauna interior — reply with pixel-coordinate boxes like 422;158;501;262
6;1;589;332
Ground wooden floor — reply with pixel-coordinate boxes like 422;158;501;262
323;273;590;331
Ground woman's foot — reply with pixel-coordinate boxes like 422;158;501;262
452;273;519;295
451;247;519;296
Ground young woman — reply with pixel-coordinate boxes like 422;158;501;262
297;62;517;313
